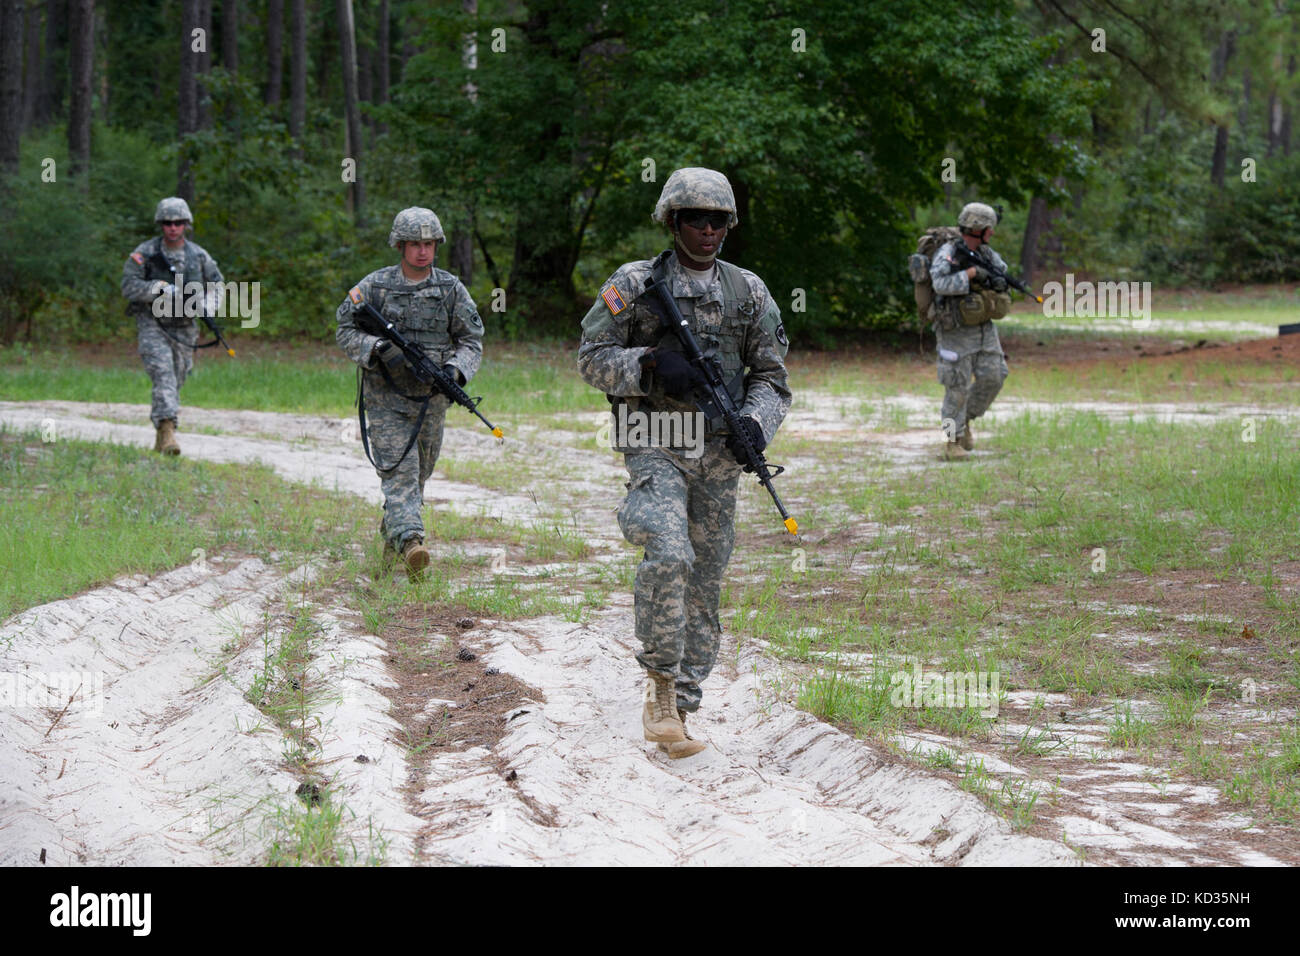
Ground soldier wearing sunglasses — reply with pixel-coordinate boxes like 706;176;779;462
120;197;224;455
578;167;791;758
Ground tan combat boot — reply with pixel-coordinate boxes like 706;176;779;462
642;672;685;743
942;440;968;461
658;708;707;758
402;537;430;578
958;423;974;451
158;419;181;456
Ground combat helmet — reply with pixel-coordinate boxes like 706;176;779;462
957;202;999;233
154;197;193;224
653;167;739;228
388;207;445;247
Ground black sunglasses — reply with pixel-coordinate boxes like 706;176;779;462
676;209;729;230
160;220;188;227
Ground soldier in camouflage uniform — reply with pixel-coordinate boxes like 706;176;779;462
578;168;791;758
336;207;485;576
929;202;1011;460
120;197;224;455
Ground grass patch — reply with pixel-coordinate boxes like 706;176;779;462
0;427;376;619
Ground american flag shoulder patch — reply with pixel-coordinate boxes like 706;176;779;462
601;285;627;315
348;286;364;305
130;252;145;265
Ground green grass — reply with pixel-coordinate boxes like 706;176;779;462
0;342;606;420
732;409;1300;826
0;426;377;619
791;338;1297;406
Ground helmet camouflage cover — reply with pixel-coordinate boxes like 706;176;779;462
958;202;998;232
653;167;739;227
388;207;445;247
154;197;193;223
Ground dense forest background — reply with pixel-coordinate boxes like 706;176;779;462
0;0;1297;345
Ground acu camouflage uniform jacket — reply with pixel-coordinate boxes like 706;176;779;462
120;237;223;323
577;252;791;446
335;264;484;390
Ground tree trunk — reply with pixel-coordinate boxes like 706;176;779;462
1210;124;1229;187
460;0;476;102
197;0;212;128
94;0;105;118
65;0;92;179
376;0;388;103
22;0;41;131
289;0;305;148
266;0;282;104
1238;67;1250;136
36;0;61;125
1020;196;1052;285
448;0;477;283
0;0;23;172
1209;29;1235;188
178;0;199;198
314;4;330;98
1268;89;1281;157
356;27;371;137
220;0;238;73
337;0;364;225
1284;54;1296;157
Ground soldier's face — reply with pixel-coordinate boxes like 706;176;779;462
160;221;187;243
402;239;438;271
674;210;728;265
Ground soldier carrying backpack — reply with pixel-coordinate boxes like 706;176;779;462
908;202;1014;460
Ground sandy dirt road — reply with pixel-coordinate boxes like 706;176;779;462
3;396;1289;865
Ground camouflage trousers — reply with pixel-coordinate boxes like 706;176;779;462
936;321;1009;436
137;316;196;428
362;373;450;549
617;441;741;713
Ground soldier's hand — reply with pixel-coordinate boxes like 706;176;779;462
442;364;465;386
973;266;991;285
645;349;705;399
375;341;405;372
726;416;767;470
990;274;1008;293
152;281;176;298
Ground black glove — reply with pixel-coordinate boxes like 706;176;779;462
375;340;405;371
442;363;465;386
989;274;1008;293
972;265;991;286
726;416;766;470
645;349;705;399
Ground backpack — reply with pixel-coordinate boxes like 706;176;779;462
908;226;961;325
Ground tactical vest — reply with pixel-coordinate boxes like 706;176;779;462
128;238;203;324
370;268;458;362
617;258;755;422
927;240;1010;330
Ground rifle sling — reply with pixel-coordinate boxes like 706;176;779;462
356;361;436;476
